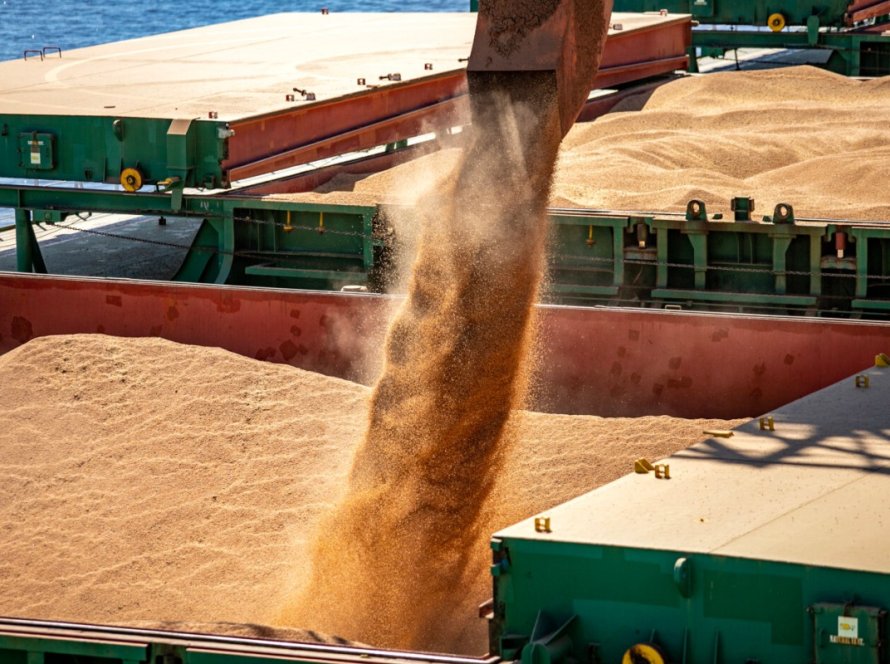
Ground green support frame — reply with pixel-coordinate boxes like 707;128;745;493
689;30;890;77
2;185;889;317
0;184;379;292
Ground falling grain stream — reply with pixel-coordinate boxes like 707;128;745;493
287;0;610;651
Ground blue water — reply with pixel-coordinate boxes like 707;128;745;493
0;0;470;62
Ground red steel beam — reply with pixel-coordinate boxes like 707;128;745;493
847;0;890;23
228;96;468;182
239;70;682;196
591;56;688;90
576;76;681;122
231;141;447;196
224;16;691;183
225;73;468;174
599;16;691;69
237;73;682;196
1;273;887;420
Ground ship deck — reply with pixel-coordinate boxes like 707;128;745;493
0;11;689;122
497;362;890;574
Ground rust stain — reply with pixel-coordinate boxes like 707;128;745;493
652;383;664;396
617;346;627;357
753;362;766;376
11;316;33;344
630;372;642;385
319;314;332;330
291;325;302;338
280;340;298;362
667;375;693;389
166;306;179;322
610;361;622;376
290;309;301;320
628;329;640;341
255;347;277;361
217;295;241;313
711;328;729;342
669;356;682;369
784;353;795;365
105;295;123;307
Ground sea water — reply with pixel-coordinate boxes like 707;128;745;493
0;0;470;62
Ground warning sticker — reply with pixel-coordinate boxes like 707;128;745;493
29;141;42;166
830;616;864;646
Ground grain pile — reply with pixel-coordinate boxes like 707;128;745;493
0;334;742;652
279;67;890;220
286;0;612;651
555;66;890;218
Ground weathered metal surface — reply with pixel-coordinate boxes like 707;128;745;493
537;304;890;417
231;142;446;196
2;273;888;418
598;13;691;69
0;273;390;385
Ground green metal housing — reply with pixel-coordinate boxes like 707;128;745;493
547;200;890;316
611;0;852;27
688;30;890;77
470;0;890;75
4;186;890;317
489;541;890;664
0;115;230;188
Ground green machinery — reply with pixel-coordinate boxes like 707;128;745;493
468;0;890;75
3;186;381;292
489;361;890;664
5;186;890;317
0;115;231;190
606;0;890;77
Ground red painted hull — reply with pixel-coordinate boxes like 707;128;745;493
1;273;886;419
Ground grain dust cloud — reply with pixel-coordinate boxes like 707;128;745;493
285;0;611;651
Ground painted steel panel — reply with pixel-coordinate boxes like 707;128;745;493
492;539;890;664
498;366;890;573
1;273;888;419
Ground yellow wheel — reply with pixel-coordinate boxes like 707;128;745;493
120;167;144;192
622;643;667;664
768;12;786;31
